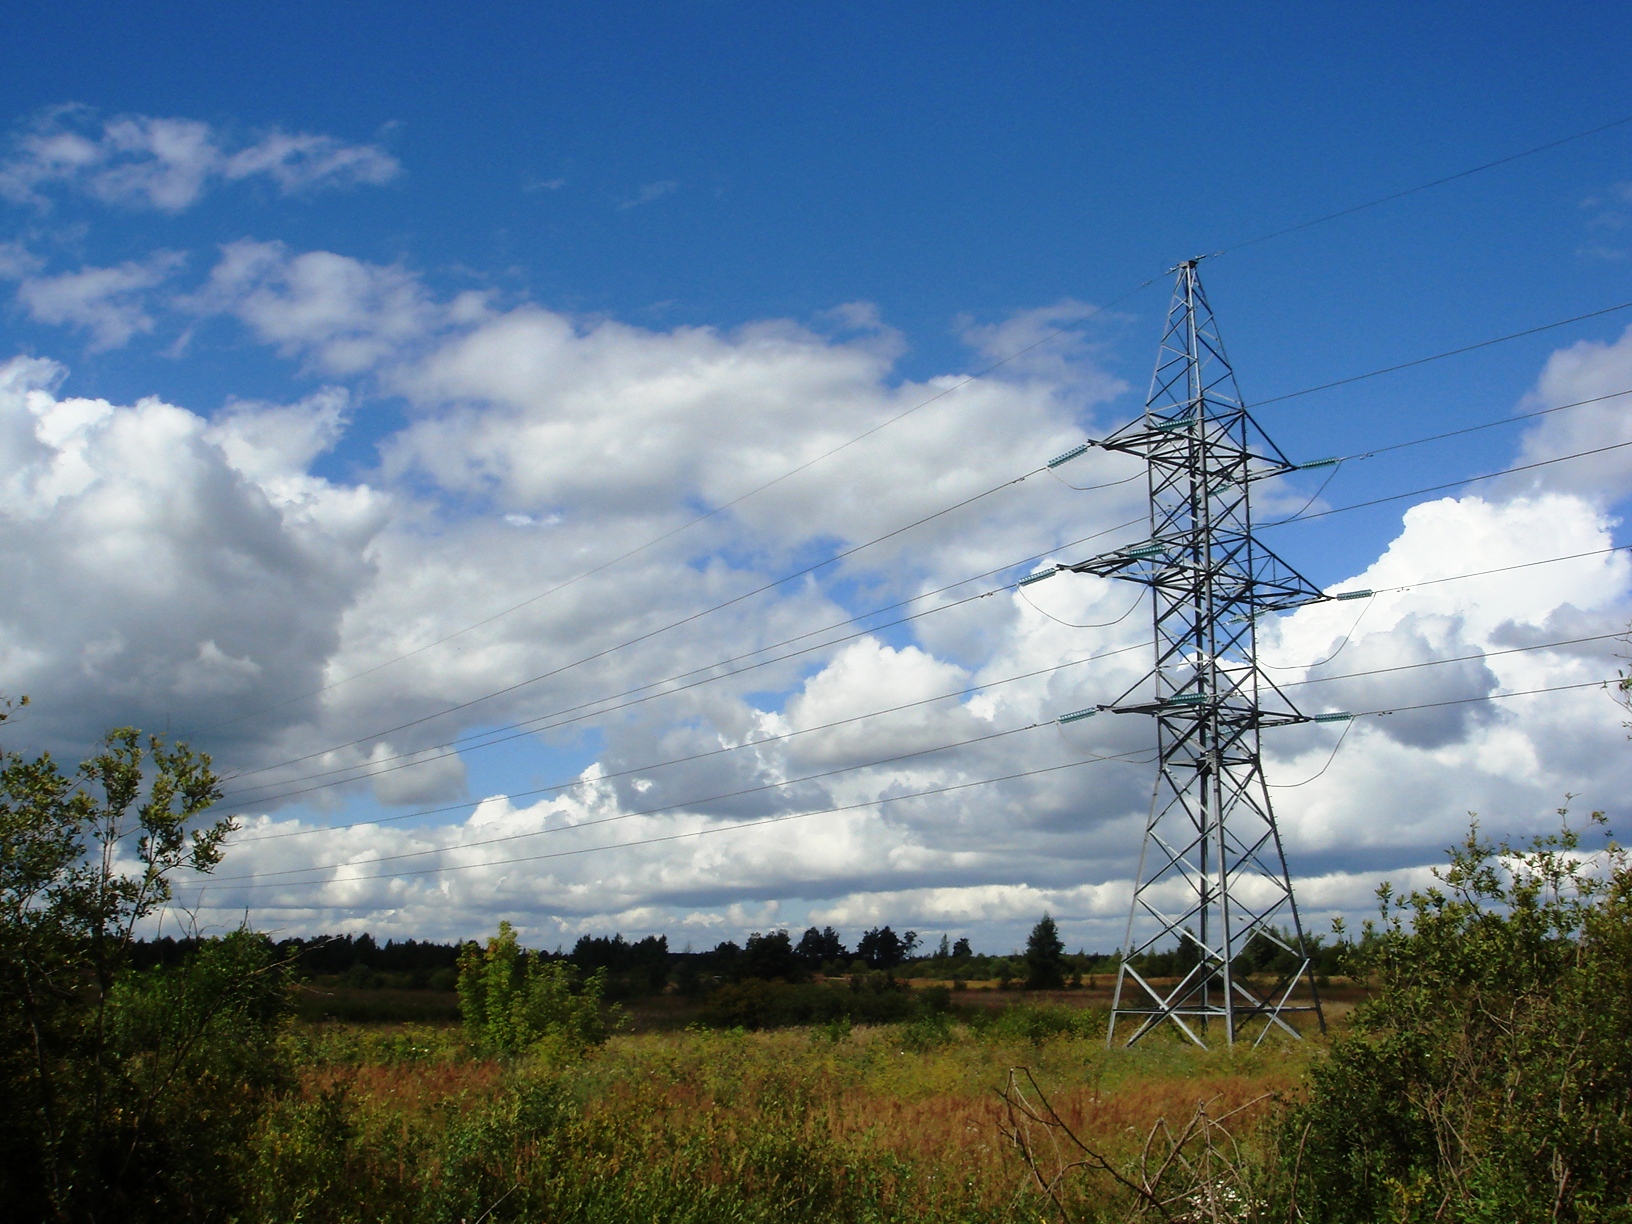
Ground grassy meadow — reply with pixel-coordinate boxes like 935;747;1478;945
252;983;1343;1224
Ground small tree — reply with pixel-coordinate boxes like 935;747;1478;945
742;929;805;981
1024;913;1066;990
0;711;282;1222
457;922;609;1056
795;924;847;967
857;925;918;970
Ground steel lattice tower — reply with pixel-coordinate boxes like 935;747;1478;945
1059;259;1335;1047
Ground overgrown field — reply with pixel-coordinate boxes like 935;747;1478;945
255;1005;1316;1224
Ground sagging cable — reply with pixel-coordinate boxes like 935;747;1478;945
1269;718;1358;789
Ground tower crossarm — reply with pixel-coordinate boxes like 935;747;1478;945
1089;432;1299;483
1059;536;1329;616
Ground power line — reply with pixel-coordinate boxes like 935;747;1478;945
1251;301;1632;409
1047;467;1145;494
1267;720;1356;789
177;676;1614;900
1284;630;1622;692
1016;586;1145;630
1263;460;1347;527
227;549;1631;833
234;639;1153;844
191;109;1632;746
1052;378;1631;540
226;539;1629;809
1266;437;1632;528
280;642;1621;883
193;282;1165;738
1354;677;1611;717
215;719;1065;882
1259;385;1632;523
177;749;1156;895
1260;596;1372;671
1340;387;1632;462
1219;112;1632;255
225;324;1632;795
1359;544;1629;596
1263;546;1630;671
219;515;1149;801
219;466;1055;776
217;582;996;801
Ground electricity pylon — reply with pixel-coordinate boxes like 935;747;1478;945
1052;259;1338;1047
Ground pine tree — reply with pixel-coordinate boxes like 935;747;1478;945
1024;913;1066;990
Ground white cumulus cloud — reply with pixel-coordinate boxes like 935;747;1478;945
13;251;185;349
0;356;387;758
183;240;450;374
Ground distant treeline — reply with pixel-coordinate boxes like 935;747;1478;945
132;933;465;991
131;922;1345;998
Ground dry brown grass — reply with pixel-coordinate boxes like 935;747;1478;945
282;1012;1324;1220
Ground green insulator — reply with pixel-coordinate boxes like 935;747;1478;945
1018;567;1060;586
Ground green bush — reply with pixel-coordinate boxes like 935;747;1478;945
0;716;292;1222
101;932;294;1214
457;922;610;1056
1278;818;1632;1223
972;1002;1100;1046
896;1011;955;1051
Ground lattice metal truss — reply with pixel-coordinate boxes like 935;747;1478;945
1066;260;1331;1048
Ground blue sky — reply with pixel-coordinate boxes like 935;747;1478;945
2;3;1630;950
10;4;1632;570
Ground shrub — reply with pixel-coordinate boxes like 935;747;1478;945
919;983;952;1013
457;922;610;1056
99;931;294;1215
897;1011;955;1051
975;1002;1098;1046
0;716;286;1222
1278;817;1632;1223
